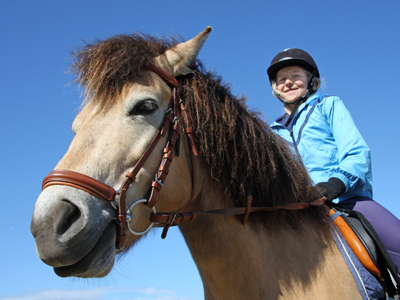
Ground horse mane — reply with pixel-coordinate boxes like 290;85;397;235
181;68;315;207
71;33;329;230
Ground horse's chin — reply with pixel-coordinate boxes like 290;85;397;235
54;223;117;278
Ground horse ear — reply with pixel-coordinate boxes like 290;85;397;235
154;26;212;77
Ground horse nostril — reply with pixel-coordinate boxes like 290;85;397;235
55;200;81;235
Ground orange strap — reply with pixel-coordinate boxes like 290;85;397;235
329;209;381;278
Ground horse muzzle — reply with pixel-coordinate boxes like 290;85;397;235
30;185;117;277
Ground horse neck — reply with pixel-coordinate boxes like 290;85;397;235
179;184;362;300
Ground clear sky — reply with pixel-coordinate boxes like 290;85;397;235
1;1;400;299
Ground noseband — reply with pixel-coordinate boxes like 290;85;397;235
42;65;198;251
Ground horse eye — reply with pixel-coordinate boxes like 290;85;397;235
129;100;158;116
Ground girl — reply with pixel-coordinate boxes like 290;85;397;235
268;48;400;270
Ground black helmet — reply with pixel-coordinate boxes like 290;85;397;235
267;48;320;82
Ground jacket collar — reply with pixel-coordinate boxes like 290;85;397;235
272;93;324;128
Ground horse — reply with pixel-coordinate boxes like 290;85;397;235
31;27;370;299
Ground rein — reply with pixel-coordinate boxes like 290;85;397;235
41;64;327;250
152;196;327;238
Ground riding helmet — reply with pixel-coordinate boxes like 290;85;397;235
267;48;320;82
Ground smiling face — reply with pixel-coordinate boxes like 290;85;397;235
275;65;310;104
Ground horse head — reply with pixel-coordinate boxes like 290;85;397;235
31;27;212;278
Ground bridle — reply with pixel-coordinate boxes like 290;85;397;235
42;64;327;251
42;64;198;250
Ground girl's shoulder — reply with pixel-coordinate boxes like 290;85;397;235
309;93;340;103
319;94;348;103
310;94;345;110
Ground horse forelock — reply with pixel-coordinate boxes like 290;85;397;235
70;33;184;108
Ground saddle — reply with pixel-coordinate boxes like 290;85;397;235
329;204;400;299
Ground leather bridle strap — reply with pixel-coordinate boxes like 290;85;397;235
115;101;175;248
146;64;179;88
146;64;198;207
150;197;328;238
42;170;117;202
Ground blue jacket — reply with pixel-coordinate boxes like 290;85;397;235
271;94;373;202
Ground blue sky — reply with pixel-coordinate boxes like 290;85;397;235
1;1;400;299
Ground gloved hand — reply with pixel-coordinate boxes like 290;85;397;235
315;177;346;202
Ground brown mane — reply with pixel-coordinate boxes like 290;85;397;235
71;33;181;106
71;33;328;229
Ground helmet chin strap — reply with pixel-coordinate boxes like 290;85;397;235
283;93;307;127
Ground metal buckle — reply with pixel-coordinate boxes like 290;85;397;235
169;213;177;226
111;190;120;210
154;174;164;186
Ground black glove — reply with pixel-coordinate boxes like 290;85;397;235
315;177;346;202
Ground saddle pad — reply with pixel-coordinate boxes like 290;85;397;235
331;228;384;300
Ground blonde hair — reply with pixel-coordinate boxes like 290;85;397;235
271;69;321;100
